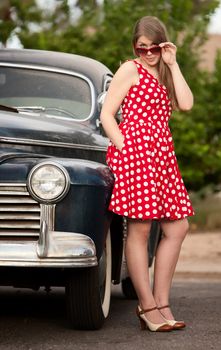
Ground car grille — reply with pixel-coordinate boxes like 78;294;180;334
0;184;41;238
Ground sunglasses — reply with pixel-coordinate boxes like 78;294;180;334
135;46;161;56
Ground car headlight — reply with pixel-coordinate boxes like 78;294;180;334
27;161;70;203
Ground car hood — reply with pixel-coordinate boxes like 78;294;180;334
0;110;108;147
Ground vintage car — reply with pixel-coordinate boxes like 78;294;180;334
0;49;161;330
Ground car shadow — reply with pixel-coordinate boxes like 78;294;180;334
0;285;128;327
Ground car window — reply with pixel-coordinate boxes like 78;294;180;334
0;66;92;120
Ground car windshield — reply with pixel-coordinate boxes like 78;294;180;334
0;66;92;120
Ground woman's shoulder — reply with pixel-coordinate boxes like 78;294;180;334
116;59;137;74
113;60;138;81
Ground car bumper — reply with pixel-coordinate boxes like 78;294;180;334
0;230;97;267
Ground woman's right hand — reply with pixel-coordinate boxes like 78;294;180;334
118;137;125;152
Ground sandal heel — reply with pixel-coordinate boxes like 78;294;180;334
136;305;173;332
136;306;146;329
139;317;147;330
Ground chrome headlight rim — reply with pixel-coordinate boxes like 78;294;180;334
27;161;70;204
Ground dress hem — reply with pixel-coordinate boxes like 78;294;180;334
109;208;195;221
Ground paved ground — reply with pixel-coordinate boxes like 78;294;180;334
0;231;220;350
0;281;220;350
175;231;221;280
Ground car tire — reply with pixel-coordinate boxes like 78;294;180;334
65;230;112;330
121;276;138;300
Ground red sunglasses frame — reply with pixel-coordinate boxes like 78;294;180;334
135;45;161;56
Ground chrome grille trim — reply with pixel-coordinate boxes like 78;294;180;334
0;183;41;237
41;204;55;231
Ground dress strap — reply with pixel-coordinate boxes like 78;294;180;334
133;59;140;67
132;59;143;74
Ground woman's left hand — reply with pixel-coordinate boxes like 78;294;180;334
159;42;177;66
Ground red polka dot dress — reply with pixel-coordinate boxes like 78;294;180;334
106;60;194;220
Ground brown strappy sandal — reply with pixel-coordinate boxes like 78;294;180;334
136;305;173;332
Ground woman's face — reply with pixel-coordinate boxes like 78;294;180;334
136;35;161;67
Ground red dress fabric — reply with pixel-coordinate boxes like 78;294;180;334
106;60;194;220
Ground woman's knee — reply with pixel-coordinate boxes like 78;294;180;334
179;218;189;239
162;218;189;241
127;219;152;241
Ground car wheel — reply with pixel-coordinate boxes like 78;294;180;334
65;230;112;330
121;276;138;300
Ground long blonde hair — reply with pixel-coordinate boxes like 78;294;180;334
132;16;178;110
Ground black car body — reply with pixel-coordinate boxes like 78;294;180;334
0;49;161;329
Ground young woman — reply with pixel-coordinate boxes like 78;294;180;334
100;16;194;332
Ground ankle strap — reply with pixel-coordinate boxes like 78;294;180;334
138;306;157;315
157;305;170;310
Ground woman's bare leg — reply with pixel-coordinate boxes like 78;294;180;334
125;219;166;323
153;218;189;319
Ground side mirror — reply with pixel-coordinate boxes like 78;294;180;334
96;92;107;136
97;91;107;112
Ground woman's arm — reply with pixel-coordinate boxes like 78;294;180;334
169;62;194;111
100;61;138;151
160;42;194;111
